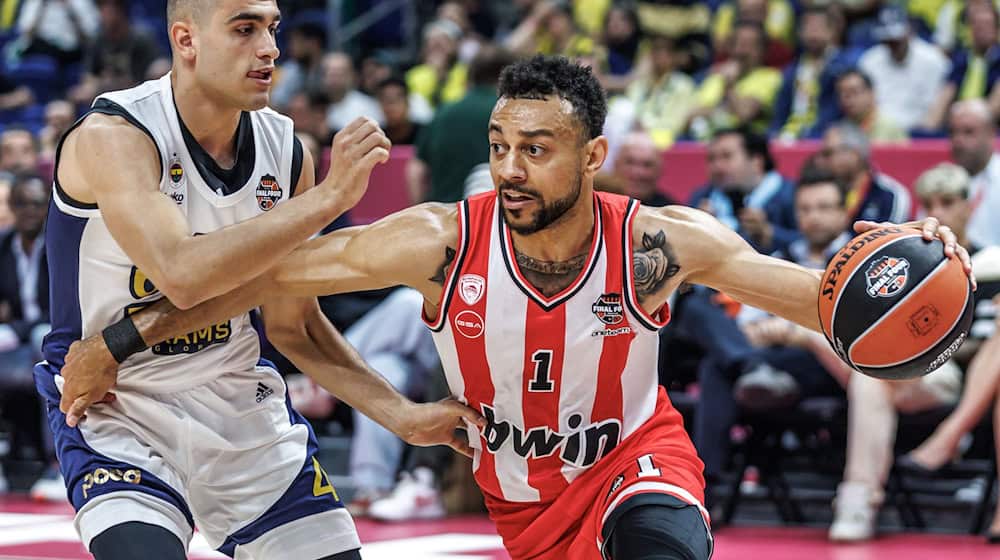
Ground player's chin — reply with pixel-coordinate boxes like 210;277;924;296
242;92;271;111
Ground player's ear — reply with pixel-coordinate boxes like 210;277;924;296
170;20;197;62
583;135;608;178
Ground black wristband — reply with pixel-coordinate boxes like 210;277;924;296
101;315;148;364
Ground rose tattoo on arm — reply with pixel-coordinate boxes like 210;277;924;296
633;231;680;303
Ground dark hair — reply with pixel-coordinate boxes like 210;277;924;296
835;67;874;90
797;163;846;205
712;127;775;172
97;0;129;12
497;55;607;140
376;76;408;95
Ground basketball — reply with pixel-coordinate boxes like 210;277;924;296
818;226;974;380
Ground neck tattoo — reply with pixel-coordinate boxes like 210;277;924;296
514;249;588;276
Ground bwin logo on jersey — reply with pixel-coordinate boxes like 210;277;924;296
480;404;621;469
256;174;283;211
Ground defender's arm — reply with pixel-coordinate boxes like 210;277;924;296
59;114;388;309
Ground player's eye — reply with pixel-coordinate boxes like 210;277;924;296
490;143;506;155
269;24;279;36
236;25;253;35
525;145;545;157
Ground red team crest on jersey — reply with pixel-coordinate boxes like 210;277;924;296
865;256;910;298
459;274;485;305
256;174;282;211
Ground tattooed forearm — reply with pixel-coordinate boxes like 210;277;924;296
429;246;457;285
633;230;680;303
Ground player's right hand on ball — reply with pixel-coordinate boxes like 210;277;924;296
323;116;392;211
59;335;120;427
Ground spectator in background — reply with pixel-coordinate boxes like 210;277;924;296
948;99;1000;249
924;1;1000;131
601;3;643;92
771;6;854;141
288;90;334;145
690;128;798;254
829;163;1000;543
376;77;422;145
407;19;469;110
632;0;713;74
68;0;164;106
858;4;950;133
322;52;384;132
0;66;35;117
712;0;796;69
0;174;52;500
834;69;907;143
408;46;516;204
687;166;851;501
816;122;912;223
688;20;783;140
505;1;595;60
14;0;98;67
39;100;76;160
0;128;41;181
270;12;327;110
611;131;675;206
619;34;697;149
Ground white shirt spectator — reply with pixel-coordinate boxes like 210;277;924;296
859;37;950;131
968;152;1000;248
326;90;385;132
17;0;99;52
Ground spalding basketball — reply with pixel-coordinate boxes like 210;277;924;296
818;226;973;380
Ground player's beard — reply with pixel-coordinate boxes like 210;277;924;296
500;168;583;235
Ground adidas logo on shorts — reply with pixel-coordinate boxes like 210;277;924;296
256;382;274;403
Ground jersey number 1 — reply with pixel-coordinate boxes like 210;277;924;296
529;350;555;392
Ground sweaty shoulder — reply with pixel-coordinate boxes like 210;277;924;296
628;204;739;306
58;113;160;206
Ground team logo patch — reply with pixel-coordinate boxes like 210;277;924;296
592;293;624;325
865;256;910;298
168;155;184;188
454;310;485;339
459;274;485;305
256;174;283;211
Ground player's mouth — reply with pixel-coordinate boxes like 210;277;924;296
248;68;274;87
501;190;537;210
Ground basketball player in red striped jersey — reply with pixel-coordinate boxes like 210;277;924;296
59;56;972;560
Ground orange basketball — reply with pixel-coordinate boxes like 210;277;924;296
817;226;973;380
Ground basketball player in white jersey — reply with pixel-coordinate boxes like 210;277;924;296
60;56;972;560
36;1;483;559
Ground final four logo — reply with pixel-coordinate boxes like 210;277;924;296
865;256;910;298
256;174;283;211
592;293;624;325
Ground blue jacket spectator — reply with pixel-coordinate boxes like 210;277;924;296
689;128;799;255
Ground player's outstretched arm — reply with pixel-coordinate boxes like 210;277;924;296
59;202;459;425
59;115;389;309
635;207;972;333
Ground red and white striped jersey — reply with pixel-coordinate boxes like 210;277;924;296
426;191;692;504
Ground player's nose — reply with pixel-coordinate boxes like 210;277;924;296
497;152;526;183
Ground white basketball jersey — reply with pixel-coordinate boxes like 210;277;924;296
43;73;295;392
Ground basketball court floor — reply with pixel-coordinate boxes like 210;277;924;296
0;495;995;560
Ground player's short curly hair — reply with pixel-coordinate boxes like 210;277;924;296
497;55;607;141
